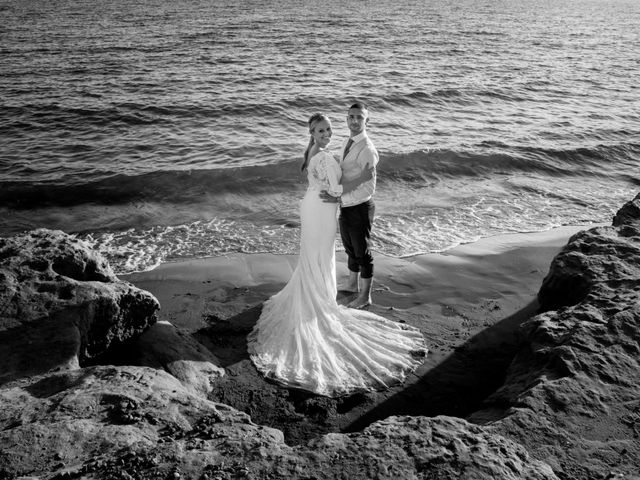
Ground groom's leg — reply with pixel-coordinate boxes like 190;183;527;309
346;201;375;308
339;206;360;292
346;270;360;292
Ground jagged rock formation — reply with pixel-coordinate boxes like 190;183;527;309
0;229;159;386
472;193;640;479
0;366;556;480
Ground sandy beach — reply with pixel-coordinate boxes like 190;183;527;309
119;224;593;443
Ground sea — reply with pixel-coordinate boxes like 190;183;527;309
1;0;638;274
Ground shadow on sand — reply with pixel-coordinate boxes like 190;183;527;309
186;298;539;444
344;301;539;432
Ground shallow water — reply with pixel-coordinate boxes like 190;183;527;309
1;0;638;272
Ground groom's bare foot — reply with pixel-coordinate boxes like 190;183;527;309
347;277;373;309
347;293;372;309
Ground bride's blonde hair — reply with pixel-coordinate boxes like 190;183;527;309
302;113;330;171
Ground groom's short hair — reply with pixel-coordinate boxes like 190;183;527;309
349;102;368;111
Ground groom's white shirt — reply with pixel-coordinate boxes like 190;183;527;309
339;132;378;207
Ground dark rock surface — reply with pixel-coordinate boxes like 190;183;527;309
0;366;556;480
0;229;159;386
471;193;640;479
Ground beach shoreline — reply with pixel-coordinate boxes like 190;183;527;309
121;224;592;328
119;224;594;443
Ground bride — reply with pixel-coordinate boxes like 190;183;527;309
247;113;427;397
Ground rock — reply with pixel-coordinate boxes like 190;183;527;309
613;192;640;229
132;320;225;397
471;195;640;479
0;365;277;479
300;415;558;480
0;366;557;480
536;226;640;312
538;192;640;313
0;229;159;386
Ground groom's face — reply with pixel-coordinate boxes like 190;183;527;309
347;107;368;137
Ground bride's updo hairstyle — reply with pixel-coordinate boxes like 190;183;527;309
302;113;330;171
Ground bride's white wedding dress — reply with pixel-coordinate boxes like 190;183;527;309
247;149;427;397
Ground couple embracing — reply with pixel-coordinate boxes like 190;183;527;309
247;102;427;398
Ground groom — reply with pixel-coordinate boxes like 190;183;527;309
326;102;379;308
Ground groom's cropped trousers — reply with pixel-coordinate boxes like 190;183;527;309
339;199;375;279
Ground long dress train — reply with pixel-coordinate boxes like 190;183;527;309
247;149;427;397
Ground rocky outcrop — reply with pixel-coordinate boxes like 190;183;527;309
613;194;640;228
132;320;225;396
0;229;159;385
0;366;557;480
536;229;640;313
471;193;640;479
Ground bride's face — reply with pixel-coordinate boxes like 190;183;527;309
311;119;332;148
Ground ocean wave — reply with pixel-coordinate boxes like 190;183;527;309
80;218;304;274
2;142;637;209
77;175;635;275
377;86;534;108
379;142;640;180
0;104;163;130
0;101;300;132
0;162;302;209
